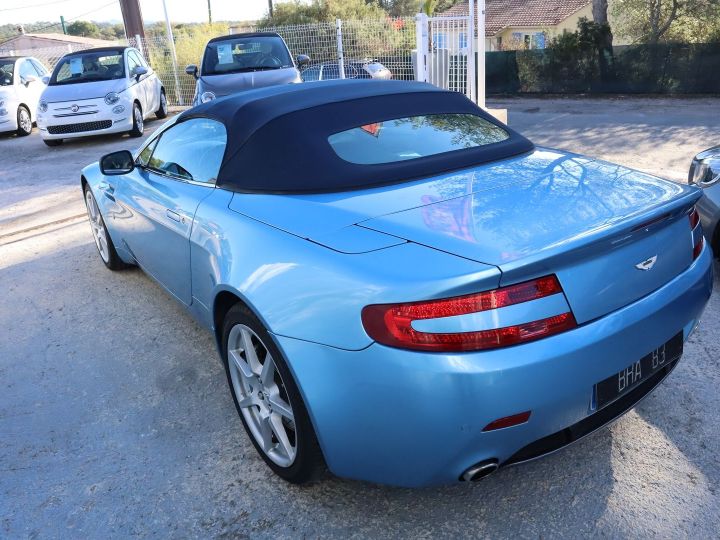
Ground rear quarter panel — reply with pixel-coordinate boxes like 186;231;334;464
189;189;500;350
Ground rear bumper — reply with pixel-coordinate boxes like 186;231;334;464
275;245;713;487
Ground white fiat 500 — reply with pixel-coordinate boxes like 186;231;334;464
37;46;167;146
0;56;49;136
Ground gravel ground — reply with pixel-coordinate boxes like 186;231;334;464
1;98;719;538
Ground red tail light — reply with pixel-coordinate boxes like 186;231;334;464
361;275;577;352
482;411;532;432
689;206;703;261
693;236;704;260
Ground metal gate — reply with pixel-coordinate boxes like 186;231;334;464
415;13;474;100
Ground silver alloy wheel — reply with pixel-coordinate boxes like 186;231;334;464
84;190;110;264
227;324;297;467
134;105;143;132
18;107;31;133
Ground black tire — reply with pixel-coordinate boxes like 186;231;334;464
16;105;32;136
155;90;168;119
83;185;130;271
43;138;63;146
128;102;144;137
222;303;325;484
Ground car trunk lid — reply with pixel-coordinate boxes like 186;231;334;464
357;150;701;323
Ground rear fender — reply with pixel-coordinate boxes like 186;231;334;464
190;190;500;351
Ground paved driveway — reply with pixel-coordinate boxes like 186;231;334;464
1;99;719;538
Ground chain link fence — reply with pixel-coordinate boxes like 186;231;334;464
136;17;417;106
0;18;419;107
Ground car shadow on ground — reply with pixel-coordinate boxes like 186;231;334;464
4;231;718;537
0;230;619;537
632;259;720;500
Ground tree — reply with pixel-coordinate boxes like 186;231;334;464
258;0;386;26
66;20;100;38
376;0;419;16
421;0;437;15
419;0;464;15
647;0;679;44
591;0;614;80
612;0;720;44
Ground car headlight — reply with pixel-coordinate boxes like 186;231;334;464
38;100;48;113
200;91;216;103
689;147;720;188
104;92;120;105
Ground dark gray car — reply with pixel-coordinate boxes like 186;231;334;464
689;145;720;257
186;32;309;106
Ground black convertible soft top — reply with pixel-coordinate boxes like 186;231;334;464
179;79;534;193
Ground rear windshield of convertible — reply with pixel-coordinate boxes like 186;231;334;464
327;113;510;165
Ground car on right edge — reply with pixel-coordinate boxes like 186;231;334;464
690;146;720;257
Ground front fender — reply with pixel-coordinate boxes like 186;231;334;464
81;163;133;263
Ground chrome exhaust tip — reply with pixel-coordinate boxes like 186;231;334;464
461;459;499;482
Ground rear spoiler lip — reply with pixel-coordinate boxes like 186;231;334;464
496;187;702;287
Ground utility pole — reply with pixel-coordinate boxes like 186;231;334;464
60;16;67;35
476;0;485;108
161;0;184;106
118;0;145;38
268;0;274;18
207;0;212;24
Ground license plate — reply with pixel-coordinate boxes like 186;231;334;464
594;332;683;410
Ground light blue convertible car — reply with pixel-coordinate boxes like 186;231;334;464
81;80;713;487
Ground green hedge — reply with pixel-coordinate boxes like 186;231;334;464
486;43;720;94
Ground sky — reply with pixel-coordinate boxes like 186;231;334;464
0;0;295;26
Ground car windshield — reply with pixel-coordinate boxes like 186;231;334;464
0;60;14;86
49;51;125;85
328;113;510;165
201;36;293;75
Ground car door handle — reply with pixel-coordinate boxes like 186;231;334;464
166;209;181;222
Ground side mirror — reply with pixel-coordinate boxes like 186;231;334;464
23;74;37;85
100;150;135;176
41;75;50;85
131;65;148;80
185;64;198;79
296;55;310;68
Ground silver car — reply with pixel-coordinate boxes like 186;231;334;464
689;146;720;257
186;32;309;106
